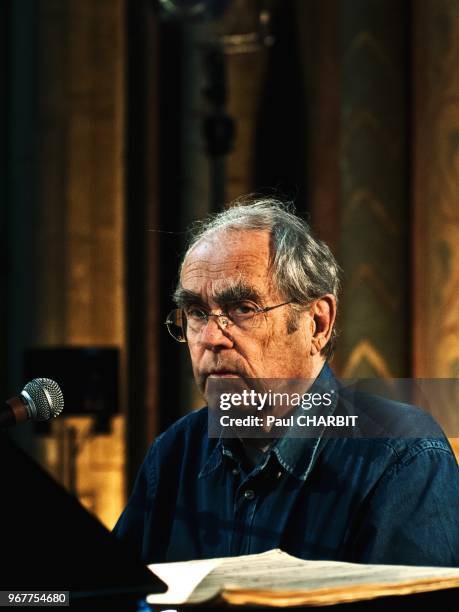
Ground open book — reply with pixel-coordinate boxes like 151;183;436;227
146;549;459;607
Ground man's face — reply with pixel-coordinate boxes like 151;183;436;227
179;229;324;399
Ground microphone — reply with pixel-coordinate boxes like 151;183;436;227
1;378;64;428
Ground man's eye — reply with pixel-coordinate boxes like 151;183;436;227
229;302;258;316
186;307;207;319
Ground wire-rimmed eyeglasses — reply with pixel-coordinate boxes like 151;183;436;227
165;300;292;343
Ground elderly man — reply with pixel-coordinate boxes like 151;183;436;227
114;197;459;566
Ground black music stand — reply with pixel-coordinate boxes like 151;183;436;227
0;433;166;609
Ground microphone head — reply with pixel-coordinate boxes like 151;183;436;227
21;378;64;421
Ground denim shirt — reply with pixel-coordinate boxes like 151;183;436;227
113;365;459;566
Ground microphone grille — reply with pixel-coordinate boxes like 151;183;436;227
22;378;64;421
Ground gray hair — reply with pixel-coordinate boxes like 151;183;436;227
176;195;341;359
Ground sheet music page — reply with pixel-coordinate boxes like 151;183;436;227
146;557;222;604
146;549;459;605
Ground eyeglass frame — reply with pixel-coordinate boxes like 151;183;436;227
164;300;294;343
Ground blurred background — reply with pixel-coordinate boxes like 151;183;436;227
1;0;459;529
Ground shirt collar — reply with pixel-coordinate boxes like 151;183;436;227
199;363;339;481
270;363;339;480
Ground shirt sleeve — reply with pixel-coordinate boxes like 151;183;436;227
112;442;158;560
348;442;459;566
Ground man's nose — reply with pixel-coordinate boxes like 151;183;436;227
199;316;234;349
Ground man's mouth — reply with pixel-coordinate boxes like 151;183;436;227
207;370;241;378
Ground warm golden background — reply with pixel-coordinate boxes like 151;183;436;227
1;0;459;528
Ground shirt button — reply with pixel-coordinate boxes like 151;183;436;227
244;489;255;500
232;467;240;476
276;470;282;479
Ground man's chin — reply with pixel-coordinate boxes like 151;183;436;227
203;373;246;399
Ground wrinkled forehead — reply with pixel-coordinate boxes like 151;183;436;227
180;229;276;301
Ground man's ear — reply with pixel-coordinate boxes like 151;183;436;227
310;295;336;356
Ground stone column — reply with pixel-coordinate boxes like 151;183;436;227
413;0;459;379
338;0;409;378
413;0;459;458
8;0;126;528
